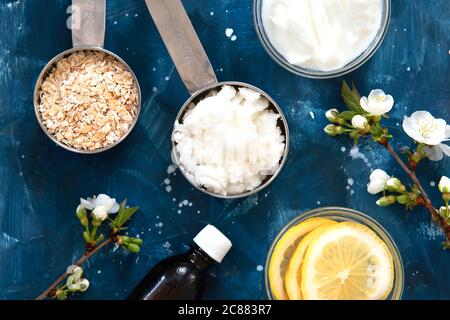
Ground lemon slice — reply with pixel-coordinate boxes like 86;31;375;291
301;222;394;300
268;218;335;300
285;222;337;300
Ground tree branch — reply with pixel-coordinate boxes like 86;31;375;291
35;238;113;300
383;143;450;242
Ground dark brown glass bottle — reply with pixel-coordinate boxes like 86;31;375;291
127;225;232;300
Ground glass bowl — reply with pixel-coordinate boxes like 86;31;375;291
253;0;391;79
264;207;404;300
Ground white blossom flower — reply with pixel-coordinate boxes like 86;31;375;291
402;111;448;145
439;176;450;193
80;194;120;214
360;89;394;116
351;115;368;129
92;205;109;221
367;169;390;194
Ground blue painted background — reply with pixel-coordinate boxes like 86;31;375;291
0;0;449;300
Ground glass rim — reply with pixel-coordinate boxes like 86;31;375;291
264;207;404;300
253;0;392;79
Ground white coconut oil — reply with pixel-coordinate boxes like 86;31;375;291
173;86;285;196
261;0;383;72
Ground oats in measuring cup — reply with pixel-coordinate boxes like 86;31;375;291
38;51;138;151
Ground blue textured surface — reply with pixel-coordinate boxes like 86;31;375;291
0;0;449;300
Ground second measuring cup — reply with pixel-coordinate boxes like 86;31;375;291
33;0;142;154
145;0;289;199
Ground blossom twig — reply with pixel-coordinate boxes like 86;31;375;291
382;142;450;242
324;81;450;247
36;194;143;300
36;238;112;300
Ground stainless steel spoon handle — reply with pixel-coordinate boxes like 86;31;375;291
71;0;106;48
145;0;218;95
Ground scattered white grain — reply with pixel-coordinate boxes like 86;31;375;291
256;265;264;272
210;11;214;16
167;164;177;174
164;178;171;185
165;185;172;193
230;35;237;41
309;111;315;119
225;28;234;37
347;178;354;186
430;181;436;187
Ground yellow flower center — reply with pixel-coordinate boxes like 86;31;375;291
417;116;438;139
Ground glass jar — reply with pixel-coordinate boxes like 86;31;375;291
264;207;404;300
253;0;391;79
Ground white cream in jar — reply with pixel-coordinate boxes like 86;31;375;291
261;0;383;72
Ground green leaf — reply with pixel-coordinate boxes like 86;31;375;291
110;200;139;230
351;81;362;100
342;81;364;114
338;111;358;120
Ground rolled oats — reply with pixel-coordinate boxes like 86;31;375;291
38;51;139;151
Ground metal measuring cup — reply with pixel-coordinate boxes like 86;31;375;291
145;0;290;199
33;0;141;154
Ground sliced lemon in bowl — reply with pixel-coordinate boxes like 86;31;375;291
268;218;335;300
301;222;394;300
284;222;337;300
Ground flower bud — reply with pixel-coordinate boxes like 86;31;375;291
351;115;369;129
76;205;88;227
55;289;67;300
83;230;90;243
126;243;140;253
438;177;450;201
324;125;344;137
66;265;81;275
376;195;397;207
439;206;450;219
78;279;90;292
396;195;409;205
386;177;406;193
325;108;340;122
130;238;143;246
92;205;108;222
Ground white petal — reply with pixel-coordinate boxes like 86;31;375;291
424;146;444;161
410;110;433;121
440;143;450;157
94;194;115;212
445;125;450;139
369;169;390;182
368;89;386;102
402;116;424;143
92;205;109;221
80;198;94;210
110;201;120;214
382;94;394;113
367;180;386;194
360;97;369;111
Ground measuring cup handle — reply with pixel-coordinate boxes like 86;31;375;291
71;0;106;48
145;0;218;95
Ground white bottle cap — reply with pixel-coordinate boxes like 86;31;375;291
193;225;232;263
